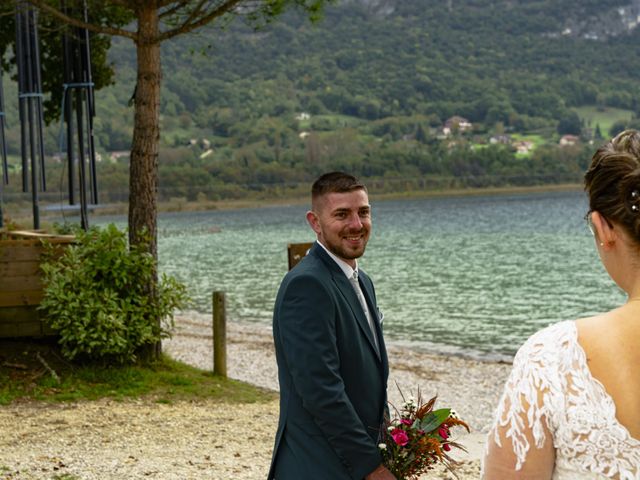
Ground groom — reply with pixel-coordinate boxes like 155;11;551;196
268;172;394;479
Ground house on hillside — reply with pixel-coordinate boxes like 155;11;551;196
514;140;534;155
559;134;579;146
109;150;130;162
295;112;311;121
489;134;511;145
443;116;472;136
200;149;213;159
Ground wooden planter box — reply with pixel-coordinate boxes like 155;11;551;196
0;231;75;338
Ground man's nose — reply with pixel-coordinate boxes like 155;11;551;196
348;213;363;229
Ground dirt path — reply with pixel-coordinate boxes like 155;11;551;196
0;316;509;479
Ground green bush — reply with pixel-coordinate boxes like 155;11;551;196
39;224;188;364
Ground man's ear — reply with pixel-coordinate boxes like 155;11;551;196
306;210;321;234
592;211;616;248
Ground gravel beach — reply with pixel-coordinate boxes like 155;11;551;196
0;313;512;479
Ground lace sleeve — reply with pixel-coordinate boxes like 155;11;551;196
482;325;564;478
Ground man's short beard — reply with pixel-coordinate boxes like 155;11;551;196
327;242;366;261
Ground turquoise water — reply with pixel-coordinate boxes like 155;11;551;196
98;190;625;360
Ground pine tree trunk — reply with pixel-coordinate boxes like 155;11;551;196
129;6;161;361
128;6;161;260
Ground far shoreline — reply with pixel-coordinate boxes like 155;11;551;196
159;182;585;213
9;182;584;224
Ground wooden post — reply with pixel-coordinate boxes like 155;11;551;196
287;242;313;270
212;291;227;377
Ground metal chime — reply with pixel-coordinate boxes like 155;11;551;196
61;0;98;230
0;70;9;228
11;0;97;230
15;1;46;229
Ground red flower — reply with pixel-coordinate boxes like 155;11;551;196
391;428;409;446
379;391;470;480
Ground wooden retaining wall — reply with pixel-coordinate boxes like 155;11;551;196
0;231;75;338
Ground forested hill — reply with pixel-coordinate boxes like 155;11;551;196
106;0;640;129
6;0;640;203
74;0;639;199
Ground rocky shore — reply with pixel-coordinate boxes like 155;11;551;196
0;314;513;479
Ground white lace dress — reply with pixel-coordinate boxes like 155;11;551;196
482;321;640;479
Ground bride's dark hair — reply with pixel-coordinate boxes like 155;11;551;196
585;129;640;242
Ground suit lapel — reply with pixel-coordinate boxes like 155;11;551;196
333;273;381;360
310;244;381;361
357;272;384;361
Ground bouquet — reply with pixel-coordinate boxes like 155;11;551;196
378;389;470;479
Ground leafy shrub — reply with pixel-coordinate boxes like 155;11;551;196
39;224;188;364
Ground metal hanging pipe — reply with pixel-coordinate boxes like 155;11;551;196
15;6;28;193
0;71;8;186
81;0;98;205
15;1;46;229
31;7;46;192
19;5;40;227
62;0;76;206
75;78;89;230
0;71;7;229
62;20;76;205
60;0;98;230
72;21;89;230
73;23;89;230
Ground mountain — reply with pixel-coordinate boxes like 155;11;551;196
3;0;640;203
106;0;640;128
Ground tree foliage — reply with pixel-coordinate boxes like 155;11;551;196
1;0;334;260
0;3;130;124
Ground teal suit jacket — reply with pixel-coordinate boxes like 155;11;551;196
269;242;389;480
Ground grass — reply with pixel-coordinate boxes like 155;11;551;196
471;133;548;157
0;339;277;406
510;133;546;145
509;133;548;158
305;113;366;131
575;105;634;135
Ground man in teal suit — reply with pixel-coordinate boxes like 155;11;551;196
269;172;394;479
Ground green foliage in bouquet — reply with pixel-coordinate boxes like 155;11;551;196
379;390;470;479
39;224;188;364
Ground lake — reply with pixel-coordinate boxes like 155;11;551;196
98;189;625;361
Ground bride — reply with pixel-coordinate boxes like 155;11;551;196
482;129;640;479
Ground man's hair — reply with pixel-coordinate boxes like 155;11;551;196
311;172;367;202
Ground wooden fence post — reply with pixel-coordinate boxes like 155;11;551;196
287;242;313;270
213;291;227;377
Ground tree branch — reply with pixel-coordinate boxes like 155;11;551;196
179;0;208;27
36;352;60;384
22;0;138;41
91;0;130;7
159;0;191;18
158;0;244;41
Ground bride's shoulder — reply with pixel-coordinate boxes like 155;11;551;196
513;321;577;364
522;320;577;348
574;312;615;346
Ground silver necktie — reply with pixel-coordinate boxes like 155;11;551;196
350;271;379;350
